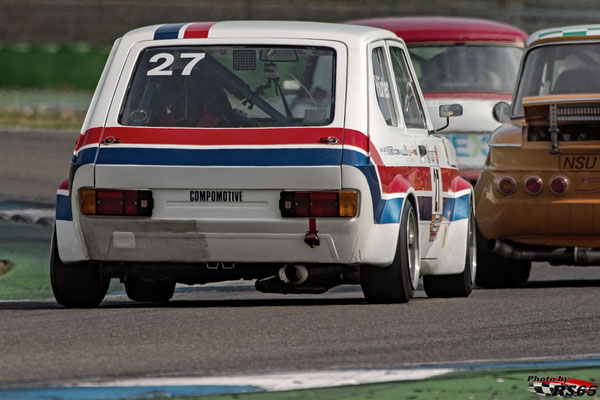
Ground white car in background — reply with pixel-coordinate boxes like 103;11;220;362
51;21;474;307
348;17;528;182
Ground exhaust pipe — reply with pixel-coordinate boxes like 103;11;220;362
278;264;309;285
493;241;600;265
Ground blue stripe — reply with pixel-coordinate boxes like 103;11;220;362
96;147;342;167
443;194;470;221
72;147;98;176
451;194;470;221
55;194;72;221
341;148;369;165
154;23;186;40
442;197;453;221
378;198;404;224
355;164;404;225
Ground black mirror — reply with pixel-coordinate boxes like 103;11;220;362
435;104;463;133
259;49;298;62
492;101;510;123
439;104;463;118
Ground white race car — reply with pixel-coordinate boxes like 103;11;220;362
52;21;475;307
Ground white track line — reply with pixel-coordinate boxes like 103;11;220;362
76;368;453;391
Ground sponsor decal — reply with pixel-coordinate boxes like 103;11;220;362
560;154;600;171
190;190;244;202
527;375;597;397
380;145;411;156
429;214;442;241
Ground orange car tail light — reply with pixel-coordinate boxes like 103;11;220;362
497;177;516;195
280;191;358;218
550;177;568;195
524;177;543;195
80;189;153;216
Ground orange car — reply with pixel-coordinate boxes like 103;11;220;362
475;25;600;287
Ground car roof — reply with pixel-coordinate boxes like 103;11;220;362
526;25;600;47
121;20;398;47
346;16;527;45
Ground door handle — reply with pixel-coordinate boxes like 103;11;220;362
103;136;122;145
319;136;339;145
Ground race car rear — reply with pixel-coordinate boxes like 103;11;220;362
52;22;394;306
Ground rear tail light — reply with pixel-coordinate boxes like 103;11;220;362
550;176;568;195
524;176;542;195
497;177;516;195
79;189;153;216
280;191;358;218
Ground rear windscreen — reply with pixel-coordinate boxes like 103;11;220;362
119;46;336;128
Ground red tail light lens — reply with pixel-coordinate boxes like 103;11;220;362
550;176;568;194
294;192;310;217
280;191;358;218
524;177;542;195
497;177;516;195
80;189;153;216
97;190;126;215
309;192;338;217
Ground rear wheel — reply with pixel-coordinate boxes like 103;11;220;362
125;277;176;302
474;224;531;288
424;202;476;298
361;200;420;303
50;229;109;308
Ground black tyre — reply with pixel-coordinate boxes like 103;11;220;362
50;229;109;308
361;200;420;303
474;224;531;288
125;277;175;302
424;203;476;298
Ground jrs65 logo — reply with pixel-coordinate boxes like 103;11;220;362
528;376;597;397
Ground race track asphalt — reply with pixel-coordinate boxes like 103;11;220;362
2;267;600;388
2;129;600;389
0;129;76;204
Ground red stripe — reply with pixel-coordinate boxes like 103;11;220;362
344;129;369;152
442;168;460;192
449;174;472;193
183;22;216;38
81;126;351;147
74;127;103;152
380;166;432;192
58;176;69;191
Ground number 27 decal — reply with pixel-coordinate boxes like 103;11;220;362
147;53;206;76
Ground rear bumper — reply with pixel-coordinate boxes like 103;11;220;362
476;171;600;247
57;164;402;266
78;216;362;264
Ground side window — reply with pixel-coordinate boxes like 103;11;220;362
390;47;427;129
372;47;398;127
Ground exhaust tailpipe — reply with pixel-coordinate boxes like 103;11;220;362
278;264;309;285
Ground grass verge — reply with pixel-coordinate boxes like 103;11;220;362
0;220;53;299
0;110;84;130
152;367;600;400
0;219;124;300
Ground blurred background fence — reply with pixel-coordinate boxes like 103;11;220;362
1;0;600;129
3;0;600;46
